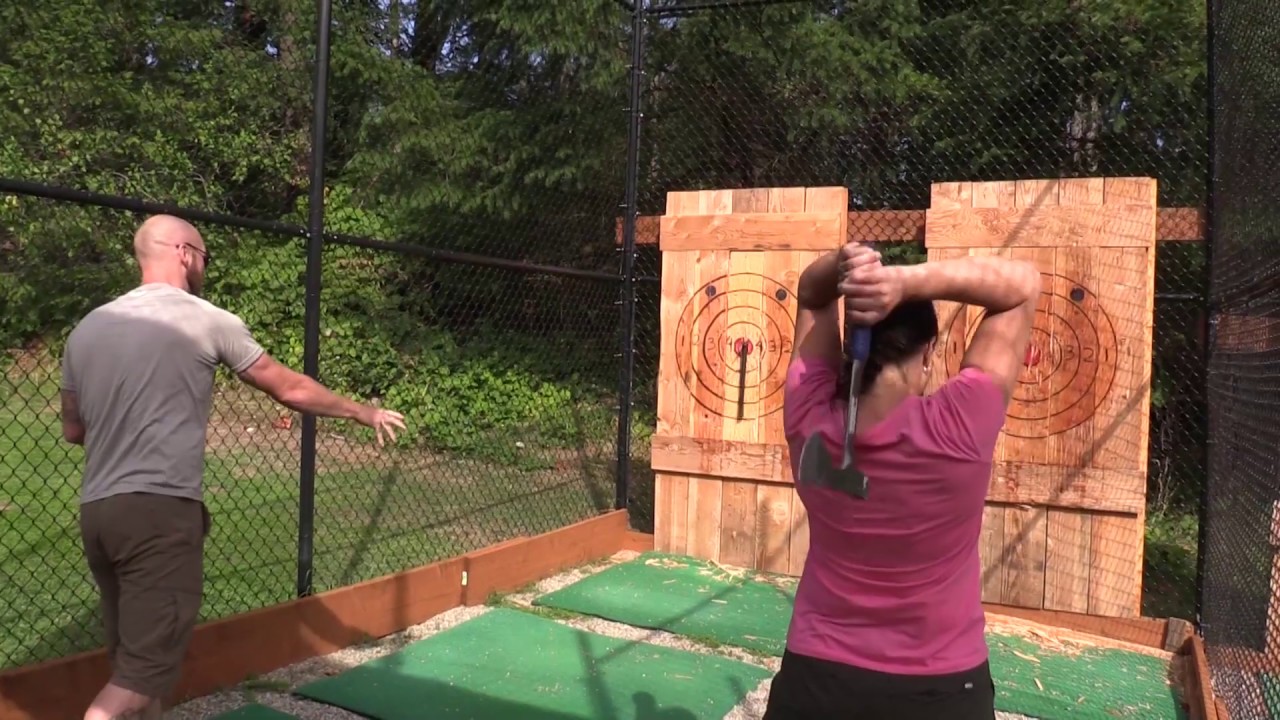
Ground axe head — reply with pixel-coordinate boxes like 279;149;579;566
797;433;869;499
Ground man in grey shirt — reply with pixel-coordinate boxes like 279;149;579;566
60;215;405;720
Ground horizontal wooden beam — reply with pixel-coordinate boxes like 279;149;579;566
619;207;1204;247
987;462;1146;514
658;211;846;251
0;510;633;720
651;437;1144;512
650;435;791;484
924;205;1157;248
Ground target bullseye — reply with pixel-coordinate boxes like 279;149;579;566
675;274;795;420
944;273;1117;439
1025;344;1042;367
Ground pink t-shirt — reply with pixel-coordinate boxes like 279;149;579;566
782;355;1008;676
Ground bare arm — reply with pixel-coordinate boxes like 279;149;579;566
60;390;85;445
790;250;844;367
893;257;1041;400
237;354;371;423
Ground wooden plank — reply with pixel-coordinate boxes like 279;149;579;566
1184;634;1221;720
619;206;1203;246
1004;243;1055;468
756;185;807;574
462;510;631;605
1087;513;1141;617
1164;617;1194;652
718;480;758;567
654;472;689;554
980;505;1007;603
787;488;810;576
650;436;789;484
623;530;656;553
1002;504;1048;608
715;188;770;567
981;602;1168;648
684;189;732;561
779;187;848;576
658;211;848;252
985;612;1173;660
1086;249;1151;472
1047;244;1097;470
924;204;1158;248
1044;509;1091;612
652;190;702;553
755;485;793;573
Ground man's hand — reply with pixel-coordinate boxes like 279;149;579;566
837;243;902;325
356;406;407;448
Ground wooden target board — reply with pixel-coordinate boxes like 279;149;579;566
925;177;1157;618
650;185;849;576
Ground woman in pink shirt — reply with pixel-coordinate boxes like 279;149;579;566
764;243;1040;720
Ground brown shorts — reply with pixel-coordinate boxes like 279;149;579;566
80;492;210;699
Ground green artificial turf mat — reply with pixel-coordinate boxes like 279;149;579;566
208;704;299;720
532;552;796;655
988;632;1186;719
533;551;1187;719
292;607;772;720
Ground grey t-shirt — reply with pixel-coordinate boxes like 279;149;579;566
61;283;266;505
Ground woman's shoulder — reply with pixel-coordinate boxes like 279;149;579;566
913;367;1009;460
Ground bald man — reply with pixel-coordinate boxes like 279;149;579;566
60;215;406;720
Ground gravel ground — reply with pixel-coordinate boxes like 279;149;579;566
165;550;1039;719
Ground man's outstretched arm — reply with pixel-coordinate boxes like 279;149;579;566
238;354;365;421
214;311;405;446
236;354;405;446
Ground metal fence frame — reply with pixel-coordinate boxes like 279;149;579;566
1;0;1240;701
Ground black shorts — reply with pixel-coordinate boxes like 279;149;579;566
763;650;996;720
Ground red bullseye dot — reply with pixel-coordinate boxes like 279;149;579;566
734;338;754;356
1024;344;1042;367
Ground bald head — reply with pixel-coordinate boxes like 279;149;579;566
133;215;209;295
133;215;204;263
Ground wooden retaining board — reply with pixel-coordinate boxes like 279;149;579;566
924;178;1157;618
651;186;849;576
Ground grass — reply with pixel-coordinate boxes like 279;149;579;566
0;358;618;670
1142;509;1200;620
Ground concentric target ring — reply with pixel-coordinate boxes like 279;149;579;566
675;274;795;420
943;273;1117;439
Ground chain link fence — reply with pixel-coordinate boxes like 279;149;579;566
0;0;629;669
1201;0;1280;715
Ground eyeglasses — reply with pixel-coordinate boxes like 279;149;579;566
182;243;211;265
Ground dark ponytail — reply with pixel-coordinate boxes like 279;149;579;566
840;300;939;394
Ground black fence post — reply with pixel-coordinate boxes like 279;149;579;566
297;0;334;599
615;0;648;511
1194;0;1217;632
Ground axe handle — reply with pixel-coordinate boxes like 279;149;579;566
840;326;872;465
848;326;871;363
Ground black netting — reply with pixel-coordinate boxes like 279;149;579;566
1201;0;1280;714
